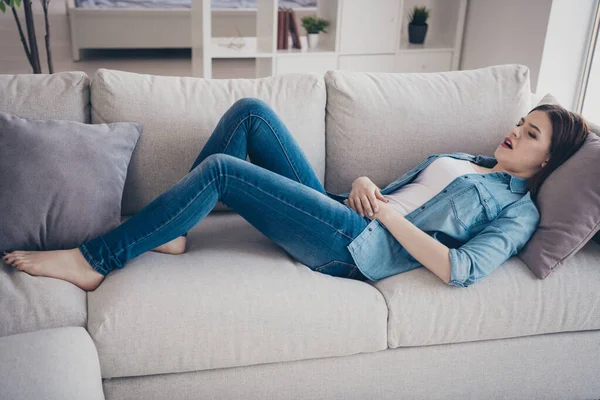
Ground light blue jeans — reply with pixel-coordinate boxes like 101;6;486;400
78;98;370;281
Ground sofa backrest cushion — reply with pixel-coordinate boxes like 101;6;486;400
91;69;326;216
323;64;532;194
0;71;90;123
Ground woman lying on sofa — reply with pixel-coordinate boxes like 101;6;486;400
3;98;590;291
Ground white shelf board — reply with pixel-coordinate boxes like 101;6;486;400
398;38;454;53
276;34;335;56
276;48;337;57
210;37;273;58
210;36;336;58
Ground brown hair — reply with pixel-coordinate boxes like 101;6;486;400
527;104;590;203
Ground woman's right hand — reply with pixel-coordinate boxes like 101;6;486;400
344;176;389;218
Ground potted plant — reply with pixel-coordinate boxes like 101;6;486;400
301;16;330;49
408;5;430;44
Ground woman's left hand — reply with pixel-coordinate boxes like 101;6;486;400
344;197;393;220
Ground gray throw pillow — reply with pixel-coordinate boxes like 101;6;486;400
0;111;141;252
518;93;600;279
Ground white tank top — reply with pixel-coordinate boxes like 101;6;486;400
384;157;477;216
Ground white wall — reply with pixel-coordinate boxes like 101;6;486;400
537;0;598;111
459;0;553;92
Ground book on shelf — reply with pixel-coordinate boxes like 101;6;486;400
277;7;302;50
288;9;302;50
283;8;289;49
277;8;284;49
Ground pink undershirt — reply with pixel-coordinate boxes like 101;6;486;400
384;157;477;217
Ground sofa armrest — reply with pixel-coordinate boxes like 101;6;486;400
0;327;105;400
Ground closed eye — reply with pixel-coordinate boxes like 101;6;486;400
517;120;537;139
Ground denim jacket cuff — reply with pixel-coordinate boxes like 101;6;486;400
448;248;469;287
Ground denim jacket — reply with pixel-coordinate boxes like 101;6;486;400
325;152;540;287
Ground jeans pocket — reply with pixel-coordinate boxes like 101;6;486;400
314;260;361;279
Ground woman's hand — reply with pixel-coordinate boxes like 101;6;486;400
343;176;389;218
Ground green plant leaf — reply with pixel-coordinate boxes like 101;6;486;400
301;15;329;34
0;1;5;13
15;0;22;8
409;5;430;25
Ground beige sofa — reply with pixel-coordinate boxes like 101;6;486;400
1;64;599;400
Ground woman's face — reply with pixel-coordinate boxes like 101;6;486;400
493;110;553;178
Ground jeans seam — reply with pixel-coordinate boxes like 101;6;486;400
248;112;303;183
314;260;336;271
316;260;356;270
222;114;251;153
79;244;108;275
334;260;357;267
223;112;304;184
100;236;123;269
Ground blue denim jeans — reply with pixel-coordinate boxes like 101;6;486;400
78;98;371;281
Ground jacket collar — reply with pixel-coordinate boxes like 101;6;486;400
472;154;529;194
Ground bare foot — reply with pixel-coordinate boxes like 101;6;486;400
2;249;105;292
151;236;187;255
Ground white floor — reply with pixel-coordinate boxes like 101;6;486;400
0;1;255;78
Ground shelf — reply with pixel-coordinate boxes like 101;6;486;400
276;33;335;56
210;37;273;59
209;36;336;59
191;0;466;78
398;38;454;53
276;49;337;57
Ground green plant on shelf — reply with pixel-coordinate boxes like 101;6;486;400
301;16;330;34
408;6;430;25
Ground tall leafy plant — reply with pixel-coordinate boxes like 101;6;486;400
0;0;54;73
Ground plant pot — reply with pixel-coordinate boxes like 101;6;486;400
307;33;319;49
408;23;428;44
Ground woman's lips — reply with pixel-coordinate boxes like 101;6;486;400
501;141;512;149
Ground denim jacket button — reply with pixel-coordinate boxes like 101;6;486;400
443;189;447;193
368;227;372;231
421;206;425;209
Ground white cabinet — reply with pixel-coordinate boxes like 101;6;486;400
338;0;400;55
339;55;397;72
396;51;453;73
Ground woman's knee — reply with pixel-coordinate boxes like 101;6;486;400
231;97;271;114
202;153;234;168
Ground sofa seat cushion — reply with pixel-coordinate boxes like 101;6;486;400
0;262;87;337
87;212;388;379
0;327;105;400
91;69;326;215
375;239;600;348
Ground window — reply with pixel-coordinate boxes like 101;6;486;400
579;2;600;122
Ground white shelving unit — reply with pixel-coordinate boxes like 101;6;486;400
192;0;467;78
